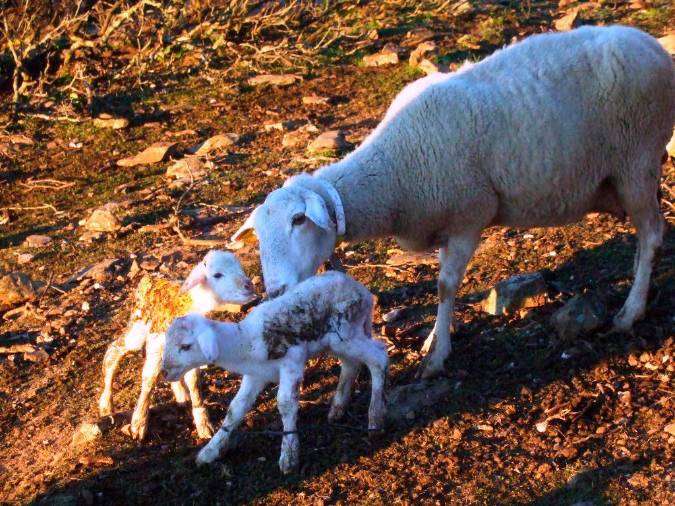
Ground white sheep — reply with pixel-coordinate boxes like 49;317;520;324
232;26;674;379
161;271;388;474
98;250;255;441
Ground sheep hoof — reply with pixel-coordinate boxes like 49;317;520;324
327;403;346;423
278;435;300;475
415;354;444;380
196;445;219;466
98;401;112;418
129;418;147;441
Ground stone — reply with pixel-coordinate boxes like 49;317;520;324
23;234;52;248
84;206;121;232
418;59;445;76
79;231;105;243
0;272;42;310
23;347;49;363
264;120;306;132
387;379;452;421
189;133;238;156
307;130;353;154
302;95;330;106
482;272;547;315
409;41;437;67
403;27;435;47
17;253;34;265
363;44;400;67
551;292;607;340
69;258;120;284
554;8;579;31
93;115;129;130
117;141;176;167
71;422;102;449
166;156;209;180
247;74;302;87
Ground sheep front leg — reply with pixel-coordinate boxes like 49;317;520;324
277;366;303;474
196;374;266;466
183;367;214;439
418;233;479;380
129;336;163;440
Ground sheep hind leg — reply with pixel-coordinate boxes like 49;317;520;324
328;356;360;423
612;189;664;332
183;367;214;439
418;233;480;380
331;336;388;432
129;337;163;441
196;374;266;466
99;337;132;417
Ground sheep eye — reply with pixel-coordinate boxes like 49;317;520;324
180;344;192;352
213;273;223;279
292;214;306;226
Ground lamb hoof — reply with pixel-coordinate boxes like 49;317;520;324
415;355;444;380
327;403;346;423
129;419;147;441
196;445;219;466
98;400;112;418
279;436;300;475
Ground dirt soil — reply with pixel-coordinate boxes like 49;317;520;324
1;1;674;505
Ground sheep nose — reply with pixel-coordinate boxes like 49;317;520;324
243;279;254;293
267;284;287;299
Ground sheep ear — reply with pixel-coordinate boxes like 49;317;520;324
304;191;334;231
180;262;206;293
196;321;219;363
230;208;258;248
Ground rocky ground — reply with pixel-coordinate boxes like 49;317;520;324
0;1;674;505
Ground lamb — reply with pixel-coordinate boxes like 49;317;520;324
98;250;256;441
161;271;388;474
231;26;674;379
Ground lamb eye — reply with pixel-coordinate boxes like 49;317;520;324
180;344;192;352
292;214;306;226
213;273;223;279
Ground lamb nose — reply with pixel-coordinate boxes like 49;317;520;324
267;285;287;299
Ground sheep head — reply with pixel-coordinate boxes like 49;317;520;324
163;314;219;381
232;184;337;298
181;250;256;307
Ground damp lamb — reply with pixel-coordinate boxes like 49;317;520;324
162;271;388;474
232;26;674;379
98;250;255;441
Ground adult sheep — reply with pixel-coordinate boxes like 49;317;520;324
233;26;674;379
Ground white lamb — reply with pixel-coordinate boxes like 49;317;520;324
98;250;255;441
232;26;674;379
161;271;388;474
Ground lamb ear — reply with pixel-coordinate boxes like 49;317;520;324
180;262;206;293
196;321;219;363
230;208;259;247
304;191;334;231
